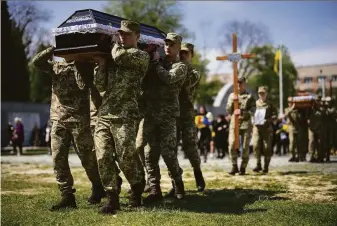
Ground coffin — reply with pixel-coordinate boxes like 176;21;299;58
52;9;166;61
288;96;315;109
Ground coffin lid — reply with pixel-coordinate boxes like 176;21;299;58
52;9;167;46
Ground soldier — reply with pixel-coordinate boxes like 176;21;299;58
165;42;205;197
284;98;301;162
90;69;123;195
308;97;323;162
226;76;256;175
324;97;336;162
142;33;187;203
252;86;278;173
31;47;105;211
94;20;149;214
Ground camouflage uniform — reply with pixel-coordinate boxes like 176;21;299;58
324;97;336;161
143;33;187;199
177;43;201;169
308;101;323;161
32;47;102;195
284;104;301;161
226;77;256;174
252;86;278;173
94;40;148;193
298;109;309;161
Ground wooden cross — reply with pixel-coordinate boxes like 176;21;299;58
216;33;255;150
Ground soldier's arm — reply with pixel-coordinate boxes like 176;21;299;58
188;68;201;89
156;62;188;85
31;46;54;73
243;95;256;118
226;93;234;114
74;62;95;90
111;43;141;66
93;60;108;92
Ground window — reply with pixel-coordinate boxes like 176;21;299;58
304;77;313;83
331;75;337;82
318;76;326;83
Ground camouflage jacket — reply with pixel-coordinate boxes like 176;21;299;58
179;63;201;117
94;43;149;120
142;57;188;118
308;107;322;132
226;91;256;130
254;99;278;129
284;106;301;133
31;46;90;123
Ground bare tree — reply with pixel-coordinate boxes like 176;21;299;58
218;20;271;79
8;1;51;57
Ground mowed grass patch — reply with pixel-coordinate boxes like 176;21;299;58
2;163;337;226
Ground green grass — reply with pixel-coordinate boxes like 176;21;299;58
2;163;337;226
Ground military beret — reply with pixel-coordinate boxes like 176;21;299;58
165;32;182;44
258;86;268;93
118;20;140;33
181;42;194;52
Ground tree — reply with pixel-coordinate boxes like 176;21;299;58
103;0;191;38
29;42;52;103
2;2;51;102
192;51;223;105
247;45;298;108
8;1;50;57
218;20;271;79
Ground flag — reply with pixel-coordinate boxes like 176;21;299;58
274;49;281;73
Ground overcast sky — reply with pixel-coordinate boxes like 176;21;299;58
38;1;337;75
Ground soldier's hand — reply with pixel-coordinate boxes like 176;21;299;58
152;51;160;61
234;109;241;116
232;94;239;101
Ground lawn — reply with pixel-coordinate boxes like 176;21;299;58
1;162;337;226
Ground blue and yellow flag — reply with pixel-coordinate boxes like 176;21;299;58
274;49;281;73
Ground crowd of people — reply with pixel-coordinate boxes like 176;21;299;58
29;19;336;215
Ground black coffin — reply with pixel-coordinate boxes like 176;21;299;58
52;9;166;61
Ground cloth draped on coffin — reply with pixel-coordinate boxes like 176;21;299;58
51;9;166;59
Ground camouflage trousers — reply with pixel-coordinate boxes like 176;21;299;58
308;129;324;160
252;126;273;166
176;116;201;169
91;122;121;175
298;127;309;157
144;116;183;187
51;120;101;194
136;118;147;171
288;129;300;158
94;116;145;192
228;127;252;169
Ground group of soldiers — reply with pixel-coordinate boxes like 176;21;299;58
32;20;205;214
285;95;336;163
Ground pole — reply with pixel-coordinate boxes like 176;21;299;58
279;46;283;117
320;70;325;98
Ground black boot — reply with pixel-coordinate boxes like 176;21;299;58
116;176;123;195
88;183;106;204
309;156;317;163
164;180;175;198
194;168;205;192
143;184;163;204
50;190;77;211
253;163;262;173
129;181;145;208
289;156;296;162
143;180;151;193
174;179;185;200
99;191;120;214
239;167;246;175
262;157;271;174
229;165;239;175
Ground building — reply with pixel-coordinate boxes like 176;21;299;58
296;62;337;96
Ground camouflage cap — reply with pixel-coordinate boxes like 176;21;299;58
165;32;182;44
258;86;268;93
238;75;246;83
181;42;194;52
118;20;140;33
